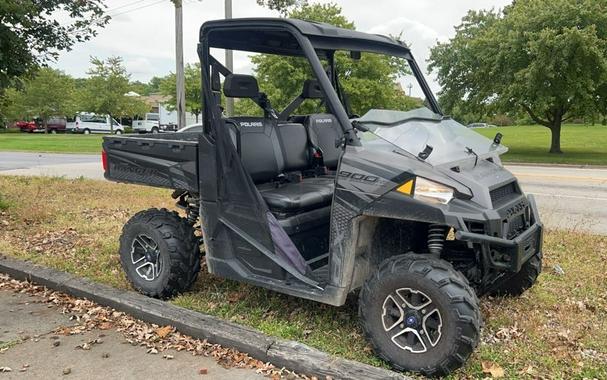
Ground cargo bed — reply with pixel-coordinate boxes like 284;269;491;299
102;132;200;192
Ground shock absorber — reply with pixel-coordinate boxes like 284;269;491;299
428;224;448;255
185;195;200;225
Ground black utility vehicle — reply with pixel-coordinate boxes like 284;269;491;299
103;18;543;377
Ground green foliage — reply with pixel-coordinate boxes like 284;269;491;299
81;57;149;126
1;68;77;129
0;0;108;91
429;0;607;153
256;0;305;15
160;63;203;122
243;3;420;117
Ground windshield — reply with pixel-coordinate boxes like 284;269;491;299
358;108;507;167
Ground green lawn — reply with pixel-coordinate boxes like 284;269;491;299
0;133;104;154
475;124;607;165
0;124;605;165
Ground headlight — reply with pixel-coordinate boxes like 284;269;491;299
414;177;454;204
397;177;454;205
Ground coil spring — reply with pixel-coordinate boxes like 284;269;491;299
186;196;200;225
428;224;447;255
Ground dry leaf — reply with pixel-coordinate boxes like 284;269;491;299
199;367;208;375
156;326;173;338
0;367;12;373
147;347;158;354
482;361;505;378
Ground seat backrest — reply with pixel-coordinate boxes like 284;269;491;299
276;122;309;172
231;117;284;184
305;113;343;169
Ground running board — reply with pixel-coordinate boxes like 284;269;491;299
218;217;322;290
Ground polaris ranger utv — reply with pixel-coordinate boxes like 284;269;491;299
103;18;543;377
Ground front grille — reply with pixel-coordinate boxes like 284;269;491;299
507;214;526;239
490;182;518;206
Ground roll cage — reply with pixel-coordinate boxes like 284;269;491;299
197;18;442;144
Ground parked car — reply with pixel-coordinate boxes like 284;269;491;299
17;117;66;133
467;122;497;129
133;112;181;133
177;123;203;133
67;113;125;134
133;113;161;133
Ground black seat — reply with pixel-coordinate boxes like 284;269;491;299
223;74;334;214
304;113;343;170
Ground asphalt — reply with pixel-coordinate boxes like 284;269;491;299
0;151;605;234
0;288;264;379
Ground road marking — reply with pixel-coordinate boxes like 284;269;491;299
530;192;607;201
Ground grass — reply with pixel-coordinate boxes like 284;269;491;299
476;124;607;166
0;175;606;379
0;133;104;154
1;124;606;166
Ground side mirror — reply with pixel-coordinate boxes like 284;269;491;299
493;133;503;145
350;51;361;60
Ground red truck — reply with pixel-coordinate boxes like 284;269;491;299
17;117;67;133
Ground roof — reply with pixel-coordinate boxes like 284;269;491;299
199;18;411;59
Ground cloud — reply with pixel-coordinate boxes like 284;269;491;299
52;0;512;92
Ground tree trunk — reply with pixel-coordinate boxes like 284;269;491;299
549;121;562;154
195;113;199;123
43;117;48;134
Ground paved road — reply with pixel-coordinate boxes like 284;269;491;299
0;152;605;234
0;287;264;379
0;152;103;180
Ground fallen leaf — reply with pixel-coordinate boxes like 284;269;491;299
147;347;158;354
63;367;71;375
156;326;173;338
163;354;174;360
482;361;505;378
0;367;12;373
199;368;208;375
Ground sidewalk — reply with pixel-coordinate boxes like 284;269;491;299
0;286;265;379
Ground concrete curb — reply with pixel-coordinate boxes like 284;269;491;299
0;255;407;380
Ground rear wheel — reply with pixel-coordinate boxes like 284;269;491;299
151;127;159;134
119;208;201;299
359;254;480;377
115;129;123;135
490;251;542;296
50;129;57;134
83;129;91;135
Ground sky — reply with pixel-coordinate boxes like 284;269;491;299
53;0;512;96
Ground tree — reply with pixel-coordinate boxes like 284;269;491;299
256;0;305;15
160;63;203;122
248;3;420;117
2;68;77;131
83;57;148;132
429;0;607;153
0;0;108;92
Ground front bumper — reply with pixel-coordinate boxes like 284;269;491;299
453;195;543;272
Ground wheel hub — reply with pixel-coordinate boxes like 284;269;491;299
381;288;443;354
130;234;162;282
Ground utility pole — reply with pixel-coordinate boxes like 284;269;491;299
407;83;413;97
225;0;234;116
174;0;186;129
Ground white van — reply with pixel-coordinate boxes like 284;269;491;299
132;113;160;133
67;113;124;134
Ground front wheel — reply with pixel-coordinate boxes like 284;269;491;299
115;129;123;135
119;208;201;299
359;254;481;377
83;129;91;135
